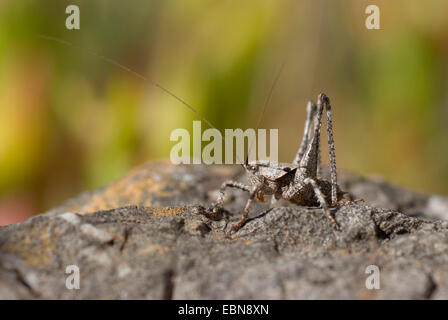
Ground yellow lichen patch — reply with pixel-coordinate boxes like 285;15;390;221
129;179;172;198
78;162;180;214
52;161;240;215
138;244;173;256
151;207;185;217
1;224;58;266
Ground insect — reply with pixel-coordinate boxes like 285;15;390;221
39;35;350;233
206;93;348;233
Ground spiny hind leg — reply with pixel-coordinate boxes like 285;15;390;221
313;101;322;177
293;101;316;165
291;98;324;185
281;177;339;230
304;177;340;230
319;93;338;205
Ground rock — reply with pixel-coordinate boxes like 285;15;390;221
1;161;448;299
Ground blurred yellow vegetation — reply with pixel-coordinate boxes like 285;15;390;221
0;0;448;221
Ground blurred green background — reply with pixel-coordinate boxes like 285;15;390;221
1;0;448;224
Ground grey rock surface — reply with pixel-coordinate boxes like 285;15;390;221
1;161;448;299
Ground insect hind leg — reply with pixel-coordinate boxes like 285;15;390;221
319;93;338;205
293;101;316;165
304;177;340;230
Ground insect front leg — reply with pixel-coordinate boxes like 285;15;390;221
230;182;264;233
270;193;280;206
211;181;251;211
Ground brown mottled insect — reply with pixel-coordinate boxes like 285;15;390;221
207;93;348;233
39;36;349;233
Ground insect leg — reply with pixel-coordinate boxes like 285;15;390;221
319;93;338;205
293;101;316;165
313;101;322;178
282;99;324;200
230;184;262;233
212;181;251;210
270;194;280;206
304;177;340;230
297;96;323;179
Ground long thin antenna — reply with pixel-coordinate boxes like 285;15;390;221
37;34;218;132
246;60;285;163
257;61;285;132
37;34;246;165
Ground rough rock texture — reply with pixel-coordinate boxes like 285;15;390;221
1;161;448;299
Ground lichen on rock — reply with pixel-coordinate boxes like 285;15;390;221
1;161;448;299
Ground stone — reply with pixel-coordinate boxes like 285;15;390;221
0;161;447;299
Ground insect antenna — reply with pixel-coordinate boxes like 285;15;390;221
246;61;285;165
37;34;245;167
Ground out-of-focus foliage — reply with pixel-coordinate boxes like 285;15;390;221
1;0;448;224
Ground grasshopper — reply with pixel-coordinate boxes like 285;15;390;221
207;93;348;233
39;35;349;233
